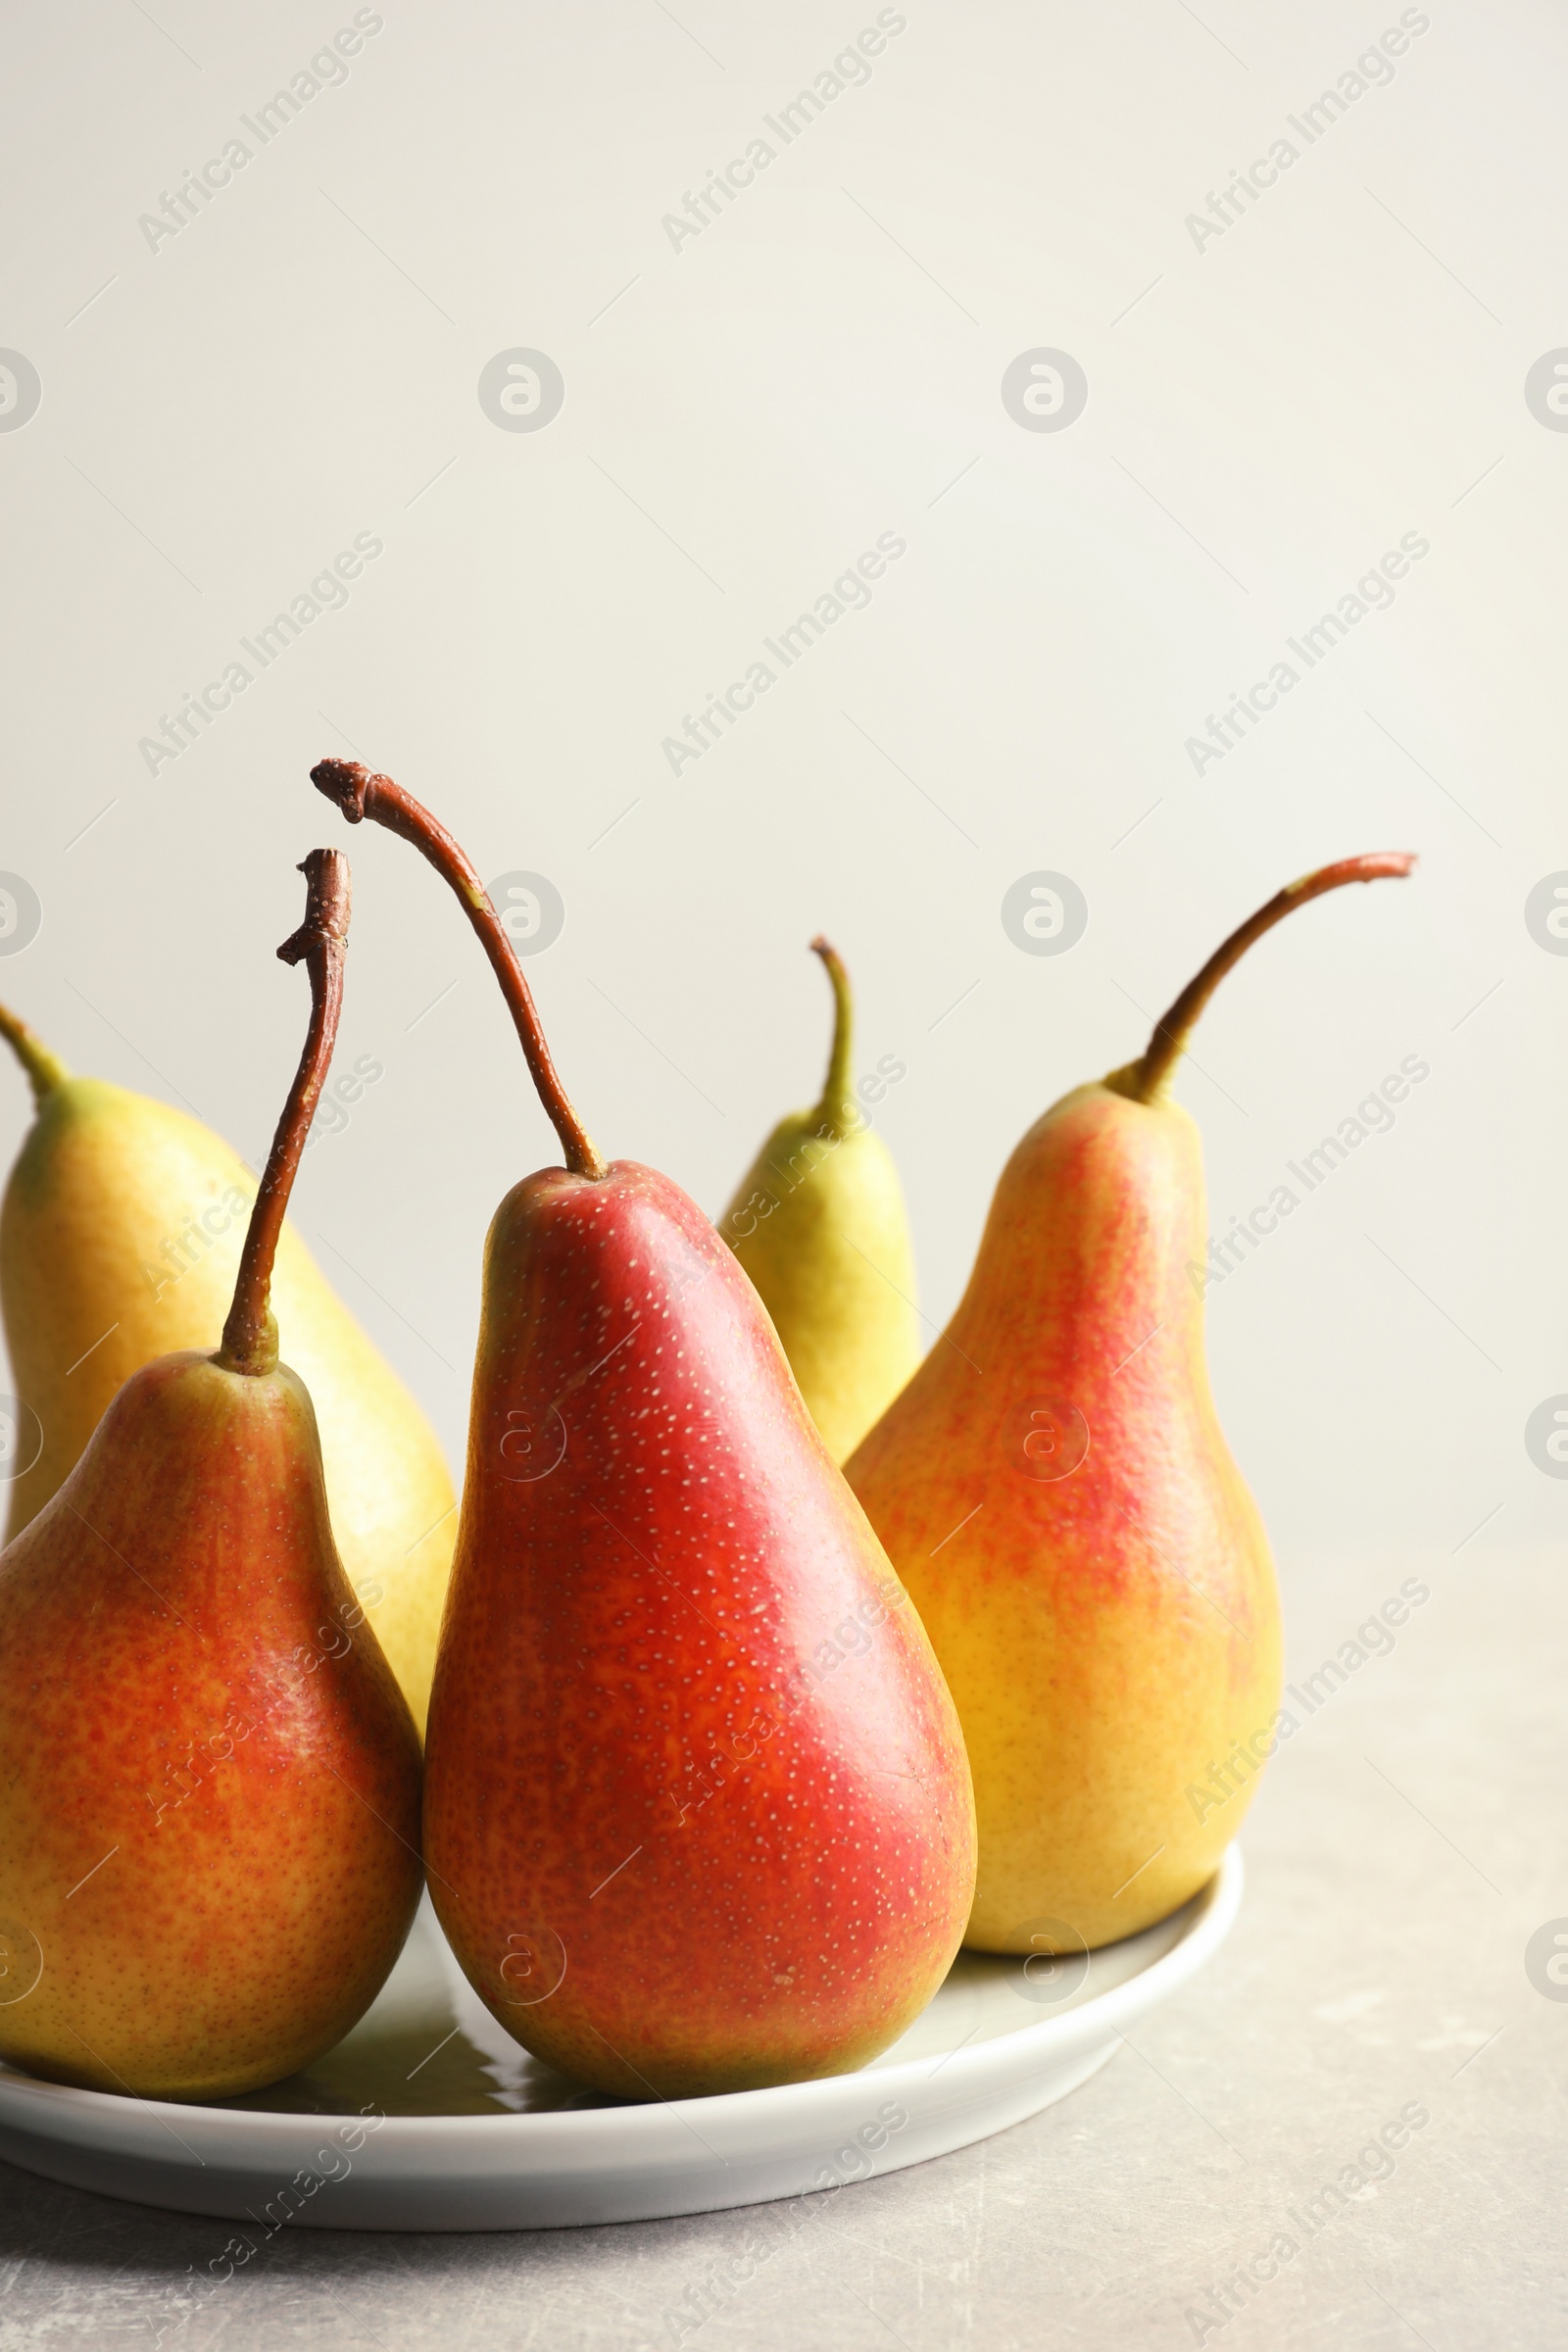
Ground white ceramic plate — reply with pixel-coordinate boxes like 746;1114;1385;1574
0;1847;1242;2231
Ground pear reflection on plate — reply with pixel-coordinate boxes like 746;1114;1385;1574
224;1882;1203;2121
226;1896;620;2118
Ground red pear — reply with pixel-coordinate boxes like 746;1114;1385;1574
312;759;976;2101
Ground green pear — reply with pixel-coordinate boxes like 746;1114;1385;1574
720;940;919;1463
0;1004;457;1735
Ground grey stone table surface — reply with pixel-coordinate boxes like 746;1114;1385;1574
2;1546;1562;2352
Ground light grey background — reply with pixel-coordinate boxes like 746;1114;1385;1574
3;0;1563;1567
0;0;1564;2341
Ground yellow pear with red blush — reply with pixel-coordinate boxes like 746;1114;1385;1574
847;855;1415;1951
0;855;422;2096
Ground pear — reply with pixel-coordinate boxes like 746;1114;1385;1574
0;1007;457;1735
0;853;422;2098
720;939;919;1462
846;854;1415;1951
312;759;976;2101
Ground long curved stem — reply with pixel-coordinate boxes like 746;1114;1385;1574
218;851;350;1377
0;1003;70;1106
311;760;605;1179
1117;852;1417;1104
808;936;856;1139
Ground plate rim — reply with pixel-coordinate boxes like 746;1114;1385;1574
0;1847;1244;2155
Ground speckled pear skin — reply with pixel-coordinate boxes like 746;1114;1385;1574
846;1082;1283;1954
423;1160;975;2101
0;1072;457;1734
0;1351;423;2098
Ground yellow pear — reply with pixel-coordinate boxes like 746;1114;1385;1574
720;940;919;1462
0;1001;456;1733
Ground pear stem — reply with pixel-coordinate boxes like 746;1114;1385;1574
1121;852;1418;1104
0;1003;70;1106
310;758;607;1180
218;851;350;1378
808;936;856;1139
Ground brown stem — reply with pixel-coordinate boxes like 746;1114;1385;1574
0;1003;70;1107
1116;852;1418;1104
310;758;607;1179
218;851;351;1377
808;937;856;1140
